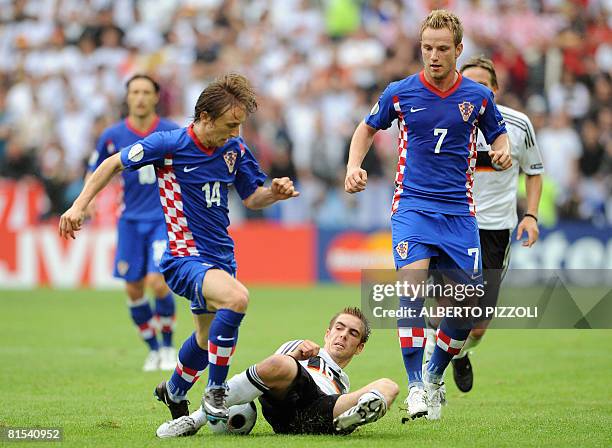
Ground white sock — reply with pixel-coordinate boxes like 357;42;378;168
227;366;268;406
424;328;436;364
454;334;482;359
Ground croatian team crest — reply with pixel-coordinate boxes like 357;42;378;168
223;150;237;173
458;101;475;122
117;260;129;276
395;241;409;260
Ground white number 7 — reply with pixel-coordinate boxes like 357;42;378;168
467;247;480;275
434;128;448;153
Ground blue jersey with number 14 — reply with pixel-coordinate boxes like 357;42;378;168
119;125;266;267
88;117;179;221
366;71;506;216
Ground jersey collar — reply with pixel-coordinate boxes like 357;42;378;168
419;70;463;98
187;123;216;155
125;115;160;137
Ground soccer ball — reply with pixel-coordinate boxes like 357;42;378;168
207;402;257;435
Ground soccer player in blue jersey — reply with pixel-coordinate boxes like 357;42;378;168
88;74;180;372
60;74;299;425
345;10;511;421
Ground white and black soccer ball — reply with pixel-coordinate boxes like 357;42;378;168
207;402;257;435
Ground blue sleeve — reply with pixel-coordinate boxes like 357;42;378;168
365;83;398;130
120;131;170;171
233;140;267;200
478;90;507;144
88;129;113;173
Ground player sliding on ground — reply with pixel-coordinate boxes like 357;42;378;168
345;10;511;421
156;307;399;437
59;74;299;426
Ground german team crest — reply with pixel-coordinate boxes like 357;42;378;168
395;241;409;260
458;101;475;122
223;150;237;173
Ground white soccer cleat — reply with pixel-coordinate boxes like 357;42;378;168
334;390;387;432
404;387;428;420
159;347;177;371
425;381;443;420
156;416;201;438
143;350;160;372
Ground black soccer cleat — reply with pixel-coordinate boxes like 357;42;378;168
154;381;190;419
452;354;473;393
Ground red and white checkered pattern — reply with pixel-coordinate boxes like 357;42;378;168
175;360;206;384
391;95;408;214
158;315;176;333
398;327;427;348
156;157;199;257
465;126;477;216
137;319;156;340
478;98;488;116
435;328;465;355
208;341;236;367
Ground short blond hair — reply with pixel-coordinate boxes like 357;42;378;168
420;9;463;47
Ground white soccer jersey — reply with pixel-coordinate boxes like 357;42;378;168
473;105;544;230
276;340;350;396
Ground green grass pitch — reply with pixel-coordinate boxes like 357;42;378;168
1;286;611;447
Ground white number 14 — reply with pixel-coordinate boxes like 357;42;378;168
434;128;448;154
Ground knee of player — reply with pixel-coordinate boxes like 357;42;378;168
125;282;145;300
257;354;295;382
149;276;169;297
376;378;400;403
227;286;249;313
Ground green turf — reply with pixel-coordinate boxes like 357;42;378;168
1;287;611;447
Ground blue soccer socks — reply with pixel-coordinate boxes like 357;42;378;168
167;332;208;401
207;309;244;389
426;318;470;384
155;293;176;348
128;297;159;352
397;297;426;389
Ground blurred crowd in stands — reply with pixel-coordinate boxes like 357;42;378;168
0;0;610;228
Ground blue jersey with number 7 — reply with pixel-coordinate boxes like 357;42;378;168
366;71;506;216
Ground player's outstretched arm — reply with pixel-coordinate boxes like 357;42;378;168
242;177;299;210
345;121;377;193
488;133;512;170
59;153;124;239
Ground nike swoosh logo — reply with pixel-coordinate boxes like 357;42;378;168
184;166;198;173
471;273;482;280
217;336;235;342
410;107;427;113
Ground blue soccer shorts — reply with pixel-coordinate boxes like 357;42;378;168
159;254;237;315
391;209;482;284
114;218;168;282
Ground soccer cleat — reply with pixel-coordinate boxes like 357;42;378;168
154;381;190;419
156;416;201;438
143;350;160;372
334;390;387;432
452;354;473;392
404;387;428;420
425;380;443;420
159;347;177;371
202;386;229;422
